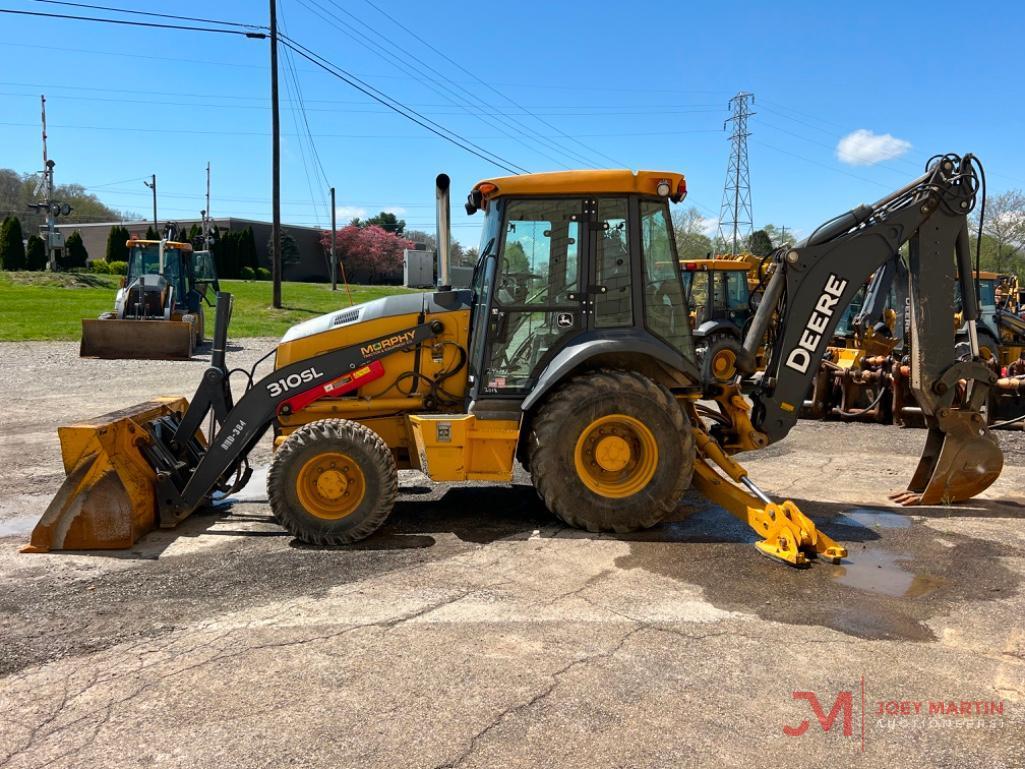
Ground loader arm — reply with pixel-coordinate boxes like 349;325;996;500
26;293;446;552
741;152;1001;504
151;302;445;525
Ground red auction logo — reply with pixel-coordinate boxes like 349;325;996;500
783;676;1008;752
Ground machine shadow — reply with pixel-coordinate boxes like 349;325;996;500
280;482;882;552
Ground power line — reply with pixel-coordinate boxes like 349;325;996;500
278;1;327;228
33;0;267;30
0;40;734;94
0;7;267;37
0;89;726;116
324;0;601;168
360;0;627;168
279;1;329;190
751;139;890;188
296;0;580;170
277;34;528;174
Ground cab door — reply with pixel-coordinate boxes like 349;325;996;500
586;197;634;330
480;198;589;396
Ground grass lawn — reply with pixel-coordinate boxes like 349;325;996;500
0;272;420;341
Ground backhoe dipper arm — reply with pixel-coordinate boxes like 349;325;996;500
741;153;1001;504
854;252;908;337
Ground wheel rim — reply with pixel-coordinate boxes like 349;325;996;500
574;414;659;498
710;347;738;380
296;452;366;520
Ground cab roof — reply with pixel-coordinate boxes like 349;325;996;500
471;169;687;202
126;239;193;252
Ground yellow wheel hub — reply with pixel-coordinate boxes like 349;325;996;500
711;348;737;381
296;452;365;520
574;414;659;499
594;435;631;472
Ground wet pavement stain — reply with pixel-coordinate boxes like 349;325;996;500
615;492;1019;642
834;508;913;530
830;547;947;598
0;514;41;538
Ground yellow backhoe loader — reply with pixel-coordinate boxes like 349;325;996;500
26;155;1003;566
80;237;219;359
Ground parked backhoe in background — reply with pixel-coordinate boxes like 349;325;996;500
80;236;219;359
799;257;1025;428
27;154;1003;567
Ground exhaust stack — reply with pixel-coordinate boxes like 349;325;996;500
435;173;451;290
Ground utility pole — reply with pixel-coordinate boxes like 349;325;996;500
204;161;212;249
40;95;58;270
717;91;755;257
144;174;157;233
269;0;282;308
330;186;337;291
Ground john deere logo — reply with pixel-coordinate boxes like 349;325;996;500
361;330;416;358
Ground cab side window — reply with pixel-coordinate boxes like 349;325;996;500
594;198;632;327
640;200;692;356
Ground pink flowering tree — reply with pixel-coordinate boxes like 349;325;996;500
321;224;413;285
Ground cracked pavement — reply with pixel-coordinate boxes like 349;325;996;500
1;341;1024;768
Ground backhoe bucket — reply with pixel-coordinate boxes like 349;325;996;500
22;398;190;553
81;318;194;360
891;409;1003;505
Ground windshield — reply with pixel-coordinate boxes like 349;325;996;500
129;244;187;297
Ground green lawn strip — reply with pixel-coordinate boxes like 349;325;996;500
0;272;419;341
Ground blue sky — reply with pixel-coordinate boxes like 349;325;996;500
1;0;1022;247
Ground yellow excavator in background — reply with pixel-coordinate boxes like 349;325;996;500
27;155;1002;567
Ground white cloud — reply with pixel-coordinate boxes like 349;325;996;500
335;205;367;220
836;129;911;166
335;205;407;220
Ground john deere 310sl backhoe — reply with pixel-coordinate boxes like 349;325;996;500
26;154;1002;566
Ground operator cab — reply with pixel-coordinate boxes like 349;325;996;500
679;260;752;341
118;239;218;321
463;170;698;405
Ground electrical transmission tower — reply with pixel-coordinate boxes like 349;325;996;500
717;91;755;256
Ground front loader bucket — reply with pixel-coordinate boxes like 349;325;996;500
81;318;194;360
891;409;1003;506
22;398;190;553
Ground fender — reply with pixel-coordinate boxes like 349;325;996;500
521;329;700;411
693;319;743;341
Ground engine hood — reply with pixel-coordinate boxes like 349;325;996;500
279;289;473;344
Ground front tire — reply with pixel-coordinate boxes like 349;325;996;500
268;419;397;545
528;369;694;533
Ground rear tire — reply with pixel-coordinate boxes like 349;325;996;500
268;419;397;545
528;369;694;533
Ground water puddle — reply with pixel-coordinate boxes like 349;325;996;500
0;514;42;538
211;465;269;506
835;508;912;530
832;547;946;598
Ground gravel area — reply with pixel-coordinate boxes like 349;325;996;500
0;340;1022;769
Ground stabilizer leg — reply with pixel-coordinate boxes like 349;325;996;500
691;430;847;567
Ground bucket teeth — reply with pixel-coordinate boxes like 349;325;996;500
892;409;1003;506
22;398;190;553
